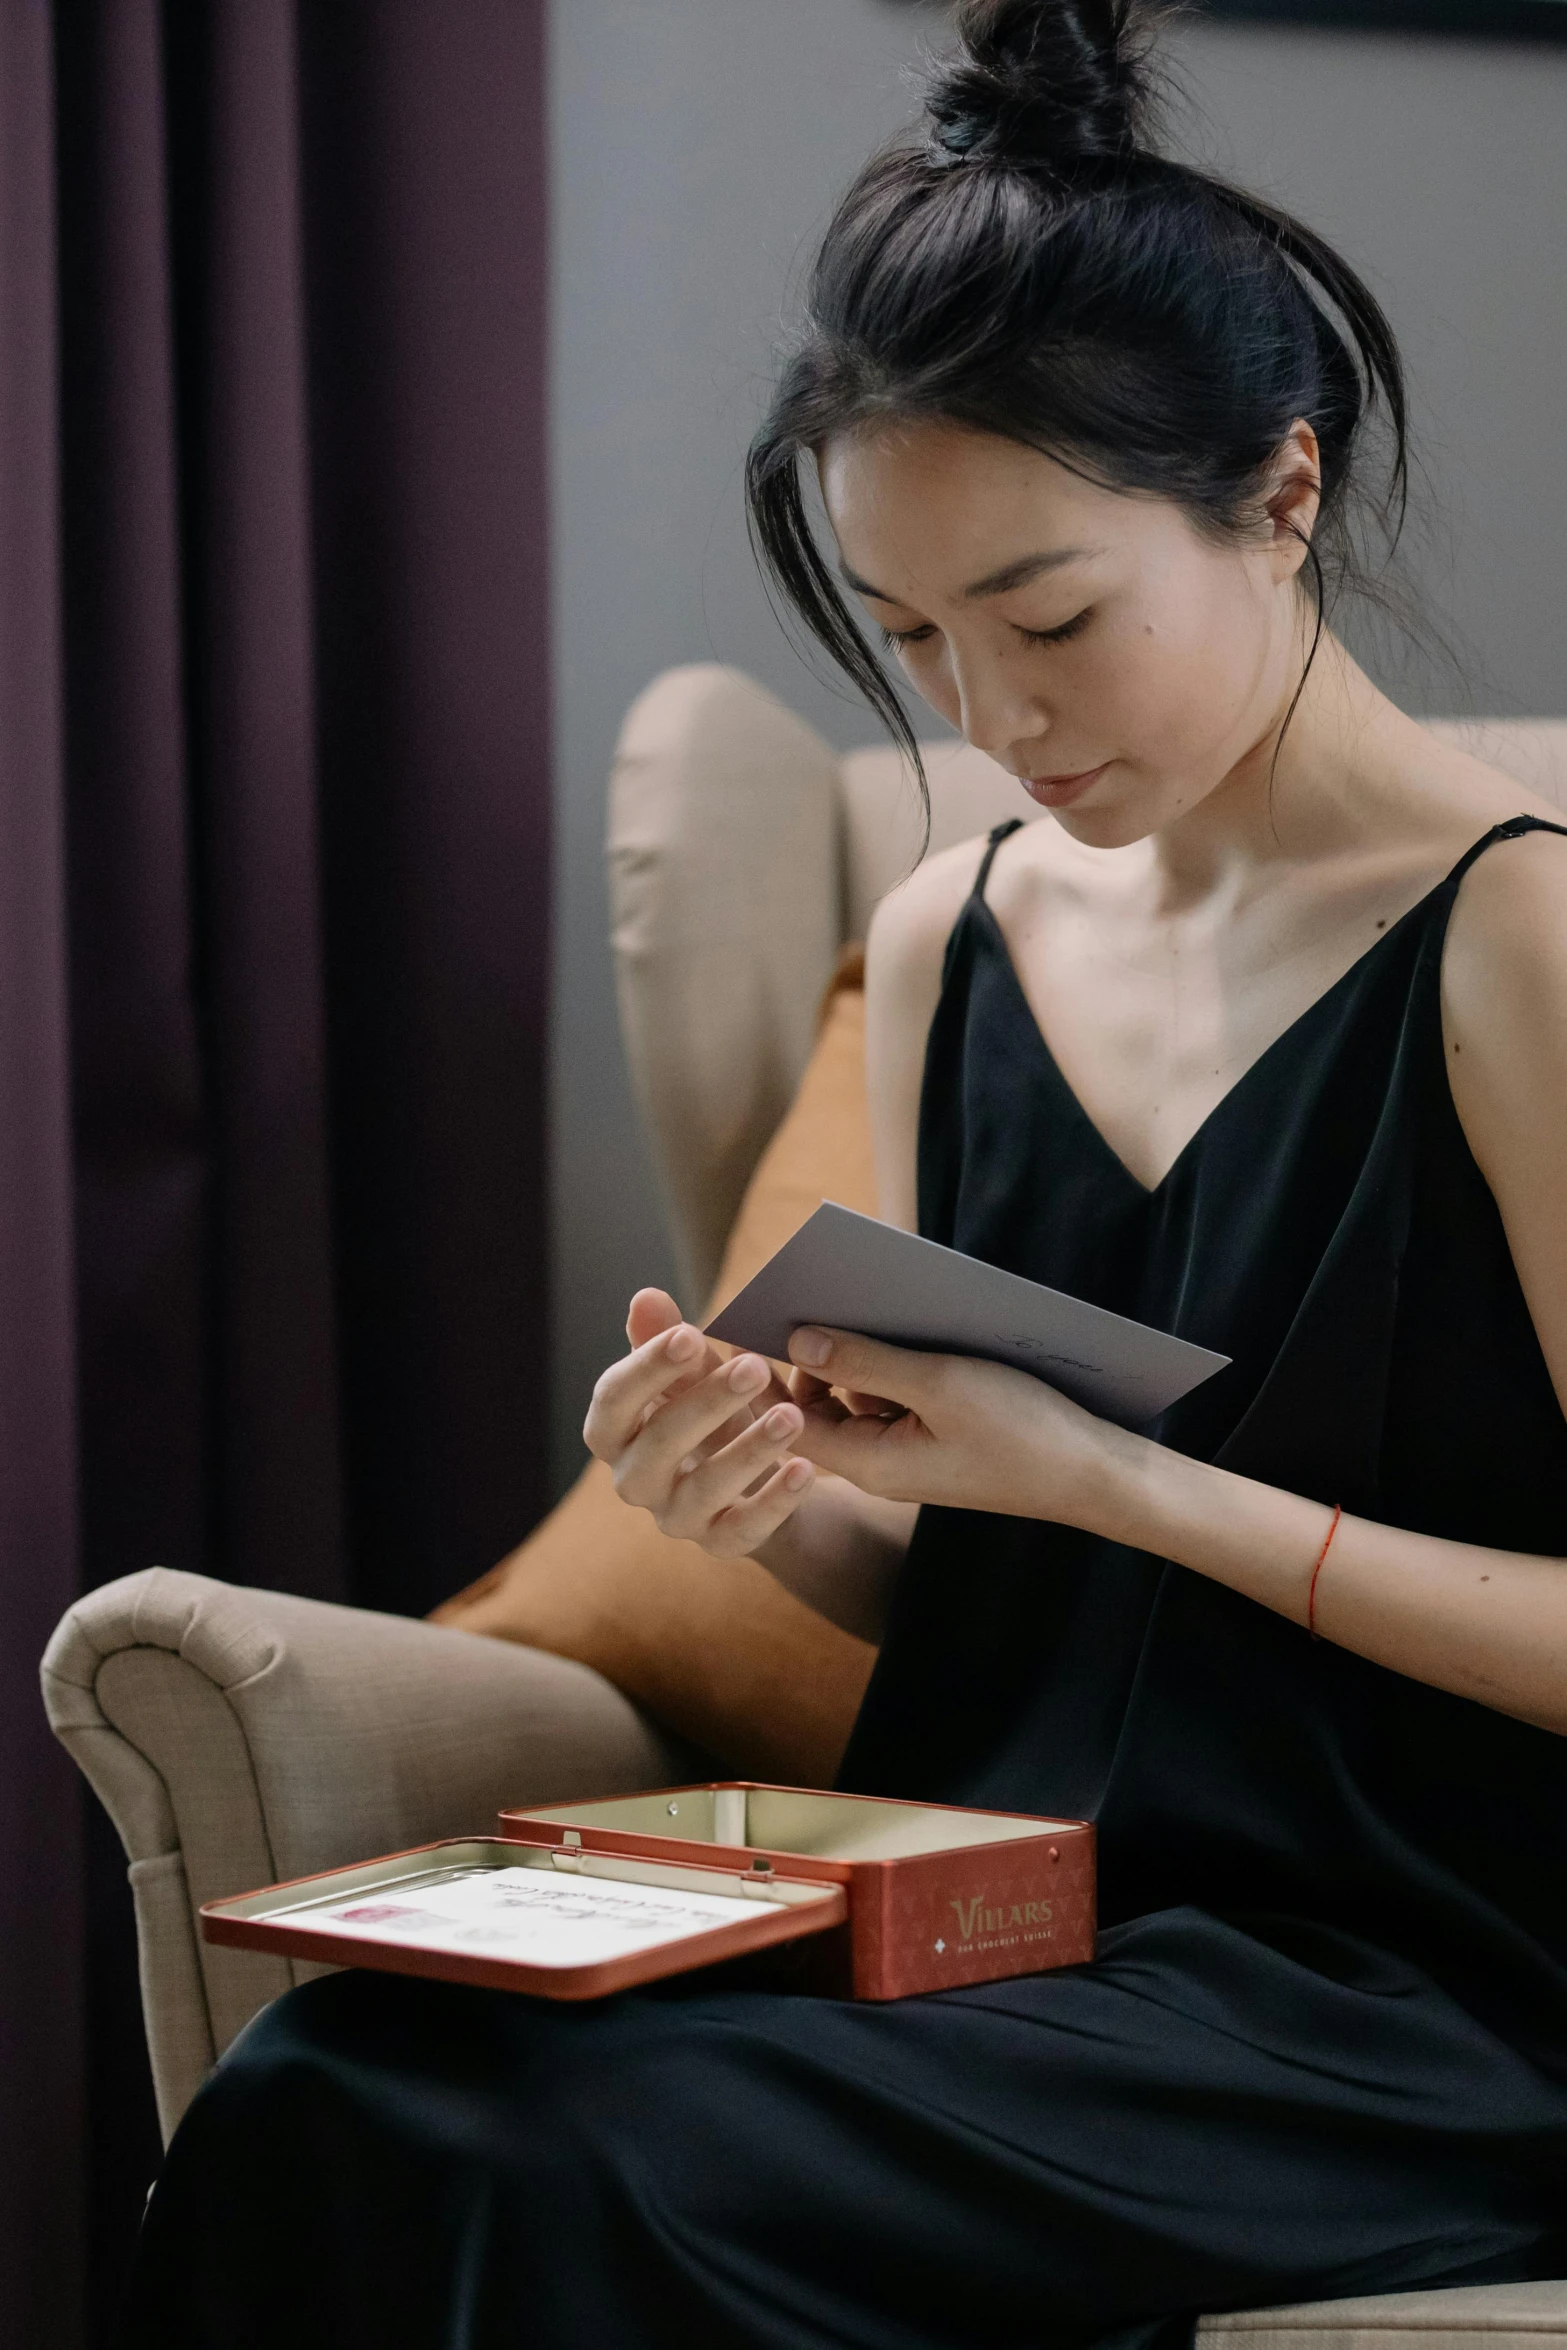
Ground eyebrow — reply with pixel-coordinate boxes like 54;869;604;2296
841;546;1101;608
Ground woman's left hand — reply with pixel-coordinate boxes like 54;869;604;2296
785;1326;1130;1525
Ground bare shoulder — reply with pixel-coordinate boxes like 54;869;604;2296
863;831;996;1228
1440;817;1567;1403
865;830;993;985
1445;819;1567;1011
1443;820;1567;1180
865;827;995;1072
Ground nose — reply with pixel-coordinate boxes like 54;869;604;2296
950;647;1049;772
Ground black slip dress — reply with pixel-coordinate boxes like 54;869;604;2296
121;817;1567;2350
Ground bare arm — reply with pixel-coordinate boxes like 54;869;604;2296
582;842;984;1635
788;832;1567;1735
864;845;979;1230
750;1479;917;1641
749;849;985;1623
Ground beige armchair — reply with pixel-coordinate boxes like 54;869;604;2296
42;1567;687;2141
42;665;1567;2347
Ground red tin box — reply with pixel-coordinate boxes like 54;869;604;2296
200;1785;1094;2006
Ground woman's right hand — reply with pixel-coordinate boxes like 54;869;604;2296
583;1288;816;1559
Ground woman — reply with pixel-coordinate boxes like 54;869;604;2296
124;4;1567;2345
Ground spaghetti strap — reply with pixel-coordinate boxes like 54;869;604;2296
1446;813;1567;888
971;817;1027;903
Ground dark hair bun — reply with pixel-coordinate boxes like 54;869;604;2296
927;0;1156;174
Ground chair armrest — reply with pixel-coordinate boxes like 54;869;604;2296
42;1567;686;2137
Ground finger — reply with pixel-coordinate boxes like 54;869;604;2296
793;1400;912;1492
787;1327;939;1408
584;1320;720;1459
626;1287;682;1350
697;1456;816;1562
662;1401;807;1541
614;1353;778;1505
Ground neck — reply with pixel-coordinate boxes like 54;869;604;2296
1139;630;1410;907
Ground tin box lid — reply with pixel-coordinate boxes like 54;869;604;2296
201;1836;848;2003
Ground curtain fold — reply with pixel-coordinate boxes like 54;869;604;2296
3;4;551;2338
0;4;83;2344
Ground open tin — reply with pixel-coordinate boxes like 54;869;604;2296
200;1784;1095;2005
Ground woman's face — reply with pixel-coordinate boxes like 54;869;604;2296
820;419;1318;850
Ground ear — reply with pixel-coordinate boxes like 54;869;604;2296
1262;419;1323;586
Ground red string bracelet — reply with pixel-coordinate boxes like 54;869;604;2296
1307;1503;1342;1640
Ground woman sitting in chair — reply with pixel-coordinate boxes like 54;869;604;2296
124;4;1567;2344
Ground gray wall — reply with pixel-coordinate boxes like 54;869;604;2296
547;0;1567;1497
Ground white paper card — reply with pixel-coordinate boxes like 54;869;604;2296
267;1865;763;1970
706;1202;1228;1426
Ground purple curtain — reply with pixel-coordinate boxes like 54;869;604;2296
1;2;551;2340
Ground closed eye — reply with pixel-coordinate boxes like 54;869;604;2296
1017;609;1092;647
880;608;1093;653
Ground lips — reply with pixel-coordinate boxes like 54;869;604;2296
1018;762;1110;809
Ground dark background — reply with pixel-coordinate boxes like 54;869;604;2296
1;2;549;2343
